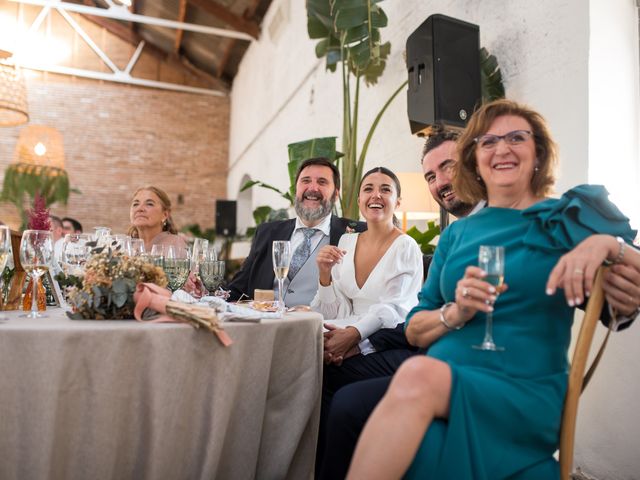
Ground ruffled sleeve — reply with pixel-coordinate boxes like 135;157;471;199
521;184;636;251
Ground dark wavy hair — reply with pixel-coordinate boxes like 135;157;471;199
455;99;557;204
359;166;402;228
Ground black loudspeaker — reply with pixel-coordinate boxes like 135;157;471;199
215;200;237;237
406;14;481;133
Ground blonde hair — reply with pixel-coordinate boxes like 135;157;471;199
455;99;557;205
127;186;178;237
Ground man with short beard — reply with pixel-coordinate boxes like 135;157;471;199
227;157;365;306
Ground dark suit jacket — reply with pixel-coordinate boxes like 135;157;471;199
227;215;365;302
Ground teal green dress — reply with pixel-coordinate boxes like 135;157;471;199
404;185;635;480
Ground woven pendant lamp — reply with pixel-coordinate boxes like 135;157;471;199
0;49;29;127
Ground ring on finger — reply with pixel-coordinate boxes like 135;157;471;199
574;268;584;275
462;287;469;298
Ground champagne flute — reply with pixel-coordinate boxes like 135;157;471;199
272;241;291;313
473;245;505;351
191;238;209;274
20;230;53;318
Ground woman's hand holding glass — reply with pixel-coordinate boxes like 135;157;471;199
315;245;346;286
453;266;500;324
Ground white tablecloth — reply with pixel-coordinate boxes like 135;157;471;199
0;308;323;480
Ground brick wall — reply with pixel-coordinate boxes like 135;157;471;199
0;4;229;234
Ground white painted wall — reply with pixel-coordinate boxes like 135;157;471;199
229;1;640;478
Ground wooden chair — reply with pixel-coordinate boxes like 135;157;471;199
559;266;611;480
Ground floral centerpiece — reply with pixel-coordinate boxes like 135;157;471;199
66;246;167;320
64;244;232;347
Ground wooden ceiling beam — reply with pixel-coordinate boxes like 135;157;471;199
214;0;261;77
187;0;260;39
174;0;188;53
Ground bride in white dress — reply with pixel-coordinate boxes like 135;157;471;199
311;166;423;364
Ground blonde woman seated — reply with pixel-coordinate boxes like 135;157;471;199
128;186;187;251
311;167;423;467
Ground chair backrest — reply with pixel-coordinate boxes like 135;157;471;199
559;267;607;480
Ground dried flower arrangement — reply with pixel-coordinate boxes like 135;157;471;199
66;247;167;320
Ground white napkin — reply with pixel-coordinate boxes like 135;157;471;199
170;290;282;321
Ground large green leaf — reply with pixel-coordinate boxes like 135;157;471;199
480;47;505;102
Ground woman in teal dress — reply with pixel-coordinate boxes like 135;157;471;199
346;99;637;480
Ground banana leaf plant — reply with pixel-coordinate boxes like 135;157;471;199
480;47;505;102
307;0;405;220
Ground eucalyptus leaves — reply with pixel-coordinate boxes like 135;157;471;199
66;248;166;320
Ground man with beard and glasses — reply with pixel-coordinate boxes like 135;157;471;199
227;157;365;306
316;127;640;480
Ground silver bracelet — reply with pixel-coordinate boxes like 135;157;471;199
604;236;626;265
439;302;464;330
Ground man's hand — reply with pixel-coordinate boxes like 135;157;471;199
603;264;640;317
323;324;361;365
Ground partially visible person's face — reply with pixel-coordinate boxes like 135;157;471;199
130;189;168;231
50;221;63;242
422;140;474;217
475;115;536;198
357;172;400;225
62;220;76;235
294;165;338;226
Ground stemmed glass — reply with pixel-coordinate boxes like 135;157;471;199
199;260;225;294
0;226;10;319
0;226;11;272
20;230;53;318
473;245;505;351
130;238;146;257
272;241;291;313
150;244;165;267
191;238;209;273
61;233;92;276
163;245;190;292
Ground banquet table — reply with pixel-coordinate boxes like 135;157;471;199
0;308;324;480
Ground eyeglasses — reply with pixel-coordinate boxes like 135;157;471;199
474;130;533;150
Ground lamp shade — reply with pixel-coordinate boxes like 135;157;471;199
13;125;65;170
0;49;29;127
395;172;439;218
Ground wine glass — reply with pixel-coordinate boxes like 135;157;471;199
0;226;10;319
190;238;209;273
199;260;225;293
130;238;146;257
20;230;53;318
150;244;165;267
0;226;11;273
272;241;291;313
473;245;505;351
163;245;190;292
61;233;92;276
92;226;111;247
